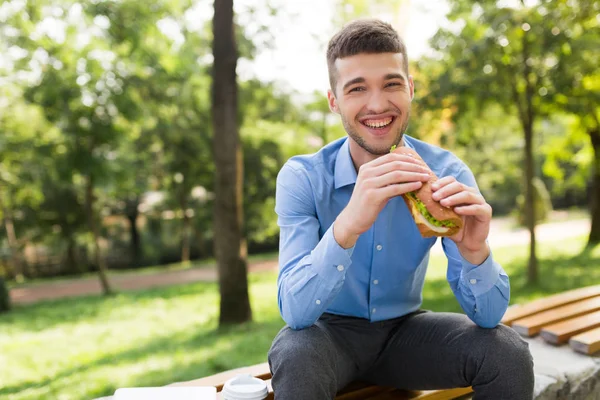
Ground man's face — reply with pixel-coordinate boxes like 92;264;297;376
327;52;414;156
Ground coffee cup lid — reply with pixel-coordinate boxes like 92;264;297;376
221;374;268;399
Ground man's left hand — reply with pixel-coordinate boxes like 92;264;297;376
431;176;492;265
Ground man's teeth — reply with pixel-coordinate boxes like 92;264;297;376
364;118;393;128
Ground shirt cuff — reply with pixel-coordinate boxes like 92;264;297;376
309;224;354;287
460;252;503;298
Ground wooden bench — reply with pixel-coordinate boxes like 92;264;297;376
501;284;600;355
170;285;600;399
169;362;473;399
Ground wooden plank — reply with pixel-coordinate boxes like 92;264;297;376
357;389;420;400
511;296;600;337
414;387;473;400
501;285;600;326
337;386;472;400
569;326;600;355
336;382;400;399
168;362;271;390
171;363;471;399
540;310;600;344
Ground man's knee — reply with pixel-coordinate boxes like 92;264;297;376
268;325;332;371
268;325;341;399
474;324;534;383
492;325;533;371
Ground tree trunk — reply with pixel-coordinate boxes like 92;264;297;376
0;276;10;313
516;33;538;284
1;205;22;281
85;175;112;295
180;195;191;263
64;235;81;274
125;198;141;266
523;119;538;283
588;126;600;247
212;0;252;326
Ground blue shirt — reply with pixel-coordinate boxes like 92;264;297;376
274;135;510;330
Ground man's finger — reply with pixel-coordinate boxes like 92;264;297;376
440;191;485;207
454;204;492;219
369;160;431;178
431;176;456;190
361;152;427;172
370;170;431;188
379;181;423;199
432;181;464;201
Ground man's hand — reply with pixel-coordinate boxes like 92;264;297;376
334;153;431;249
431;176;492;265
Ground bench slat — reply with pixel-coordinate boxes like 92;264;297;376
540;310;600;345
168;362;271;390
501;285;600;326
414;387;472;399
336;382;399;399
511;296;600;336
569;326;600;355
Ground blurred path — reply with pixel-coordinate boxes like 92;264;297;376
430;216;590;255
9;216;591;305
10;260;277;305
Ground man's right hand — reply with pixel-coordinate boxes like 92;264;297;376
333;152;431;249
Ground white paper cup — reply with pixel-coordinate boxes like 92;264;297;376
221;373;268;400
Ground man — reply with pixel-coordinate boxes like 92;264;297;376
268;19;534;400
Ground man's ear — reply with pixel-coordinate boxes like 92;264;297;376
327;89;339;114
408;75;415;101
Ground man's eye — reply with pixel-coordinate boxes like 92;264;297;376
349;87;365;93
386;82;402;88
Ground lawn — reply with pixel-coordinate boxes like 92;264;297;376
2;236;600;400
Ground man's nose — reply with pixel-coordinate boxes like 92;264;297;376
365;90;388;114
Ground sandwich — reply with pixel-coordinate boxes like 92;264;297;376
390;145;463;238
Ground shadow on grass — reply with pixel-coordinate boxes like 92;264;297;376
0;316;285;398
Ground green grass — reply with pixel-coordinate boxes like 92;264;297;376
2;236;600;400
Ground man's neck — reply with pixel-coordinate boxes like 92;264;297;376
348;136;405;171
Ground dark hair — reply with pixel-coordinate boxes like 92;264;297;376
326;19;408;94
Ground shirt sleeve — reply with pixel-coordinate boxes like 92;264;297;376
274;163;354;330
442;164;510;328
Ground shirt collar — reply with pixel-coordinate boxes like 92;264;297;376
334;135;416;189
334;138;357;189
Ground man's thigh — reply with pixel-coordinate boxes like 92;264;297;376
268;313;390;395
361;311;531;390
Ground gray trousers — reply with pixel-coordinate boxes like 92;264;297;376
268;311;534;399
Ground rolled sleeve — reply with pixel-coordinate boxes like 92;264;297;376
460;252;503;298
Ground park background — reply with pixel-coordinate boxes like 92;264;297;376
0;0;599;399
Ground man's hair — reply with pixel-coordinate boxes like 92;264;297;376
326;19;408;94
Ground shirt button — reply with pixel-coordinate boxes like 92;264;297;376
337;265;344;272
373;280;379;285
372;308;377;313
470;278;477;285
316;299;321;305
376;245;383;251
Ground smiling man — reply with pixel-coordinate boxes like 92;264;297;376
268;19;534;399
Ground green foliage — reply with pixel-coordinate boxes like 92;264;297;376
0;0;597;280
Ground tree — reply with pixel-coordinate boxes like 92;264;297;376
544;0;600;247
426;0;567;283
212;0;252;325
